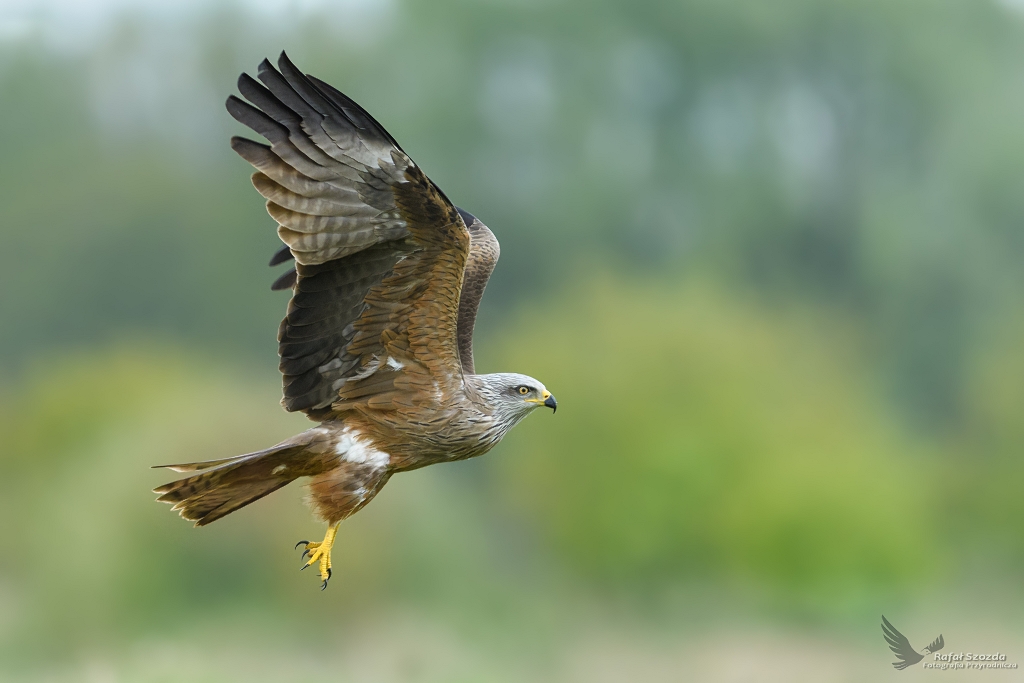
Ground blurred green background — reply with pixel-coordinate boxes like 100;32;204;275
2;0;1024;680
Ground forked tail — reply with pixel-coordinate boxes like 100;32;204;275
153;440;308;526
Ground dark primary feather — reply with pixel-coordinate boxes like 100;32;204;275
269;244;293;266
881;615;925;670
271;268;297;291
304;74;407;153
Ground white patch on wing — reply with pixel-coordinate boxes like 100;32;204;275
272;464;287;475
319;358;343;372
347;357;381;382
334;426;390;469
386;356;404;370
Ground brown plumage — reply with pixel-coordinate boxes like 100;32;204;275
155;53;556;588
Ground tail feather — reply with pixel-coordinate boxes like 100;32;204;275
174;476;292;526
152;450;266;474
154;442;307;527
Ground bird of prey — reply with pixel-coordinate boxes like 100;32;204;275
881;615;944;670
154;53;557;589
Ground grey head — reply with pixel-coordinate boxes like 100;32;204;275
467;371;557;435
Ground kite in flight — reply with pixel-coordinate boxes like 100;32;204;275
154;52;556;589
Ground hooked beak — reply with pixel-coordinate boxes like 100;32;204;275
526;390;557;413
543;390;557;413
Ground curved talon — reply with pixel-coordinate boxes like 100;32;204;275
294;540;310;550
297;524;338;590
300;563;310;571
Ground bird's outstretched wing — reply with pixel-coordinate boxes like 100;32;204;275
925;634;944;653
454;207;498;375
881;615;925;670
229;52;471;417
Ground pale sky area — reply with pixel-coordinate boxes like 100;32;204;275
0;0;397;159
0;0;392;51
4;0;1022;53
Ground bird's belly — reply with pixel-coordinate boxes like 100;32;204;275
380;414;501;470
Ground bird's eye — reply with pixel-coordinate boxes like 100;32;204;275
518;386;530;395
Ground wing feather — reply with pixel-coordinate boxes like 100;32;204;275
230;53;469;416
270;268;297;291
454;208;499;374
268;244;293;266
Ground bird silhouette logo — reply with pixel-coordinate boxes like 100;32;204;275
881;615;945;670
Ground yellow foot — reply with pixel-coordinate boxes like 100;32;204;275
295;524;338;590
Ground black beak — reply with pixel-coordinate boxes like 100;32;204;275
544;395;557;413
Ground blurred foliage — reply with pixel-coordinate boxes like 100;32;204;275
0;347;307;651
485;275;938;600
2;0;1024;679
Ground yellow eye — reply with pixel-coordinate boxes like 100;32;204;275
518;386;529;395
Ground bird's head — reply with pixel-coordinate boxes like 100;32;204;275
473;372;557;425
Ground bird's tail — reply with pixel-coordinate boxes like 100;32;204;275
153;439;308;527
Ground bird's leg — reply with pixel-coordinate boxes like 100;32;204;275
296;522;339;589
